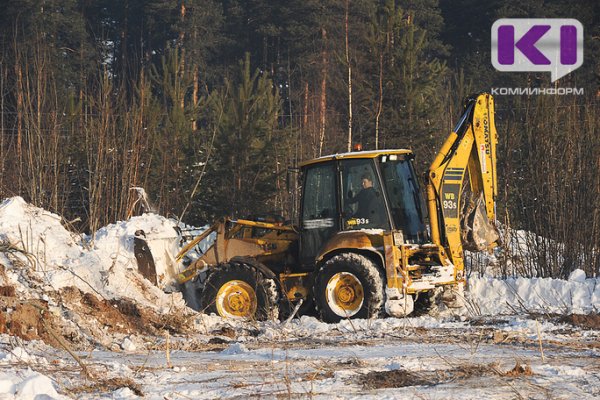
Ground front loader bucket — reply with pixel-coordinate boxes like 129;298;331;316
462;195;500;252
134;230;158;285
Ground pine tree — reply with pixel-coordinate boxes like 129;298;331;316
148;48;201;217
369;0;449;166
200;54;287;220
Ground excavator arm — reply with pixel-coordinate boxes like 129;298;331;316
426;93;499;277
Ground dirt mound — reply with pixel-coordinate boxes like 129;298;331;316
60;286;192;336
0;279;193;351
0;197;197;351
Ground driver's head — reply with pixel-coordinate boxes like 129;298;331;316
361;174;373;189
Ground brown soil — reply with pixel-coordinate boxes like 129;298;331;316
212;325;237;338
0;285;16;297
504;362;533;377
559;313;600;330
357;362;537;389
0;284;193;350
358;369;431;389
59;286;192;336
0;289;64;348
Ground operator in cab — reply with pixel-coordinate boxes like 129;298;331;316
348;173;384;227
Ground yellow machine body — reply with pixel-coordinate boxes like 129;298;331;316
145;93;499;320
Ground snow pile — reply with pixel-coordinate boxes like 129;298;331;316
0;197;82;265
221;342;249;355
470;227;598;279
0;346;64;399
91;214;182;291
0;196;184;311
0;347;47;365
469;269;600;315
0;368;66;399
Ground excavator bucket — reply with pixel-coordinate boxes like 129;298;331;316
133;230;158;285
462;195;500;252
133;227;183;290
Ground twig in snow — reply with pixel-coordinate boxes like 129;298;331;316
1;238;37;270
128;187;155;216
456;329;486;359
57;265;106;300
535;319;545;362
165;331;173;369
463;291;482;317
432;347;462;370
133;348;153;377
25;302;95;380
342;313;358;334
281;299;303;329
503;281;531;314
530;284;567;316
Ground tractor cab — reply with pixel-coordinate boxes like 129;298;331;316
298;150;428;266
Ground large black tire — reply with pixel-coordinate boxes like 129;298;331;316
199;262;279;321
313;253;385;323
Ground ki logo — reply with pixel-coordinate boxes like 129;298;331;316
491;19;583;82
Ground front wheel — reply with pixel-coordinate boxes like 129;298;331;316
199;262;279;321
313;253;384;323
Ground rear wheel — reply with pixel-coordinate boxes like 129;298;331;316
199;263;279;320
314;253;384;323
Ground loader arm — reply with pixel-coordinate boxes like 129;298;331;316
175;218;298;285
426;93;499;276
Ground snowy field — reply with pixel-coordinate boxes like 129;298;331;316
1;313;599;399
0;197;598;399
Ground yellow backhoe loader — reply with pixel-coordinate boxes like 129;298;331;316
136;92;499;322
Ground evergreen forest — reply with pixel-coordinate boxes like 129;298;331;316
0;0;598;278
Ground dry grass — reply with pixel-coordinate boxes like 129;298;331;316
355;361;535;390
70;377;144;396
559;313;600;330
504;362;533;377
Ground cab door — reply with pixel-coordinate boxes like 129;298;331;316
299;162;339;266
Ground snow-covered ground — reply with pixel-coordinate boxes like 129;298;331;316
0;196;598;399
1;313;599;399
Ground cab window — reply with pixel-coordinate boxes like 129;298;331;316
301;163;337;224
340;159;389;230
379;156;427;242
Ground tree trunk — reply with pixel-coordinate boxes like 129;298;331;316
0;64;5;191
192;64;199;130
375;52;383;150
319;28;328;157
15;62;23;165
179;1;186;110
345;0;352;152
